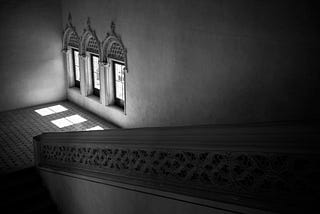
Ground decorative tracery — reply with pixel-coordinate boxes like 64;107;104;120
102;22;128;72
62;15;128;113
79;17;101;57
108;42;126;61
62;13;80;51
87;37;100;54
68;32;80;48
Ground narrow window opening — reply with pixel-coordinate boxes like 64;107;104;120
112;61;125;109
72;49;80;88
91;54;100;97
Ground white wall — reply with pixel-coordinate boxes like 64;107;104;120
0;0;66;112
62;0;320;128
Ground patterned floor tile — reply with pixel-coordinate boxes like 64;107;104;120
0;101;116;174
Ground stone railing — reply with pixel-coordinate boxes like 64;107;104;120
33;123;320;213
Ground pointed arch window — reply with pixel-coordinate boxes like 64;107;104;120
87;36;100;97
62;14;80;89
102;22;128;112
80;18;101;98
109;42;126;108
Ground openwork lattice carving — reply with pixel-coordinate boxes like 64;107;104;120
38;144;320;201
62;13;80;51
80;17;101;57
108;42;125;61
87;37;99;54
68;32;80;48
34;124;320;212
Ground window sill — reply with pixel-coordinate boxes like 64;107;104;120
87;94;101;104
107;104;125;114
68;87;81;94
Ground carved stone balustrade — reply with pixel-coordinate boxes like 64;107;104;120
33;123;320;213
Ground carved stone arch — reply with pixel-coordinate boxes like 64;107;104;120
102;22;128;72
79;17;101;58
62;13;80;52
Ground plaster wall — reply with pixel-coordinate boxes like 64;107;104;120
62;0;320;128
40;170;272;214
0;0;66;112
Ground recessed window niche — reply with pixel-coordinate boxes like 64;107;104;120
62;13;80;89
101;22;128;114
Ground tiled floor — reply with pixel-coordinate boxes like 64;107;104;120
0;101;116;174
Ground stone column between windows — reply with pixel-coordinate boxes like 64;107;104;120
79;54;87;96
104;61;114;106
99;62;106;106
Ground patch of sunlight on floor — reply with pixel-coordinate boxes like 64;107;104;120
35;105;68;116
51;114;87;128
48;105;68;113
35;108;55;116
51;118;73;128
86;126;104;131
65;115;87;124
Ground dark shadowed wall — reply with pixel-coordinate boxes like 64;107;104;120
63;0;320;128
0;0;66;112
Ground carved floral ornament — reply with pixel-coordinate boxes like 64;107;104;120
37;141;320;212
62;13;128;72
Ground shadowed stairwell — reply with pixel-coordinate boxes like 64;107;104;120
0;101;116;214
0;167;59;214
0;0;319;213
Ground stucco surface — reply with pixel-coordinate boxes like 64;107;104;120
63;0;320;128
0;0;66;111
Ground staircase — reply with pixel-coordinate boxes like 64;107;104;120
0;167;59;214
33;123;320;214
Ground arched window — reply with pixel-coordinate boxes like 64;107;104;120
87;37;100;97
102;22;128;112
109;42;126;108
80;18;101;98
62;14;80;88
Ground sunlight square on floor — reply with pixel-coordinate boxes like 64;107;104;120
51;118;73;128
35;108;55;116
65;115;87;124
35;105;68;116
51;114;87;128
48;105;68;113
86;126;104;131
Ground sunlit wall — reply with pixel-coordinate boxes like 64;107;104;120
63;0;320;128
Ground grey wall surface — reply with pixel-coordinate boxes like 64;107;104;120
0;0;66;112
40;170;268;214
62;0;319;128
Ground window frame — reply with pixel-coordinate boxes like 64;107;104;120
71;48;80;88
112;60;125;109
90;53;100;97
